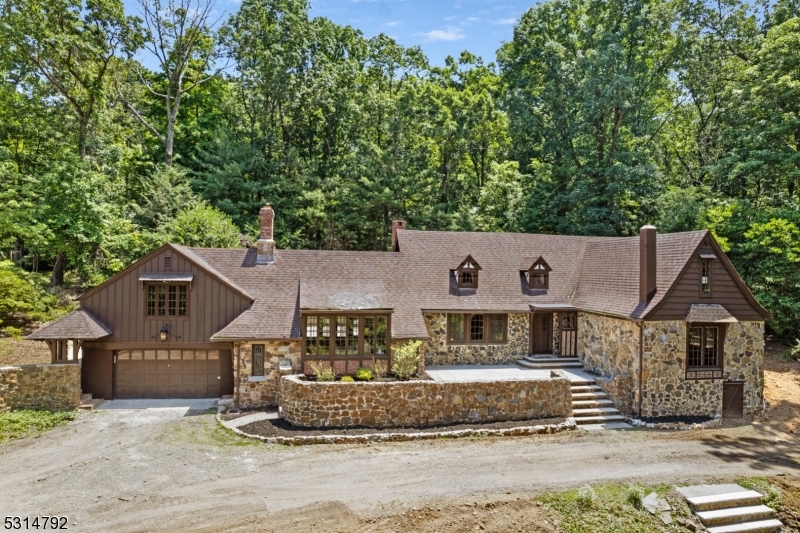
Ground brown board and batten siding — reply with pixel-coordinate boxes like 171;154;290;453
647;237;765;321
79;247;252;345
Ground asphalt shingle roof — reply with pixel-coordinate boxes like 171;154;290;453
25;309;113;340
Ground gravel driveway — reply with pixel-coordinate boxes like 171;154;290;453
0;407;798;532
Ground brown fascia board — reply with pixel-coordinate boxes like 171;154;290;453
642;230;770;321
79;243;254;303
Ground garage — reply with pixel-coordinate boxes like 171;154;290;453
115;349;231;399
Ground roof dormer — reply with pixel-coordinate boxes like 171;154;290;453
454;255;481;289
525;257;551;290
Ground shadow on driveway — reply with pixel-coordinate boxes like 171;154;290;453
699;433;800;472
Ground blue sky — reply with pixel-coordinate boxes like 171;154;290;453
124;0;539;67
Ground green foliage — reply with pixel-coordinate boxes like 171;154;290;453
0;260;62;327
391;340;422;381
0;409;76;441
308;361;335;382
340;375;354;382
782;339;800;361
354;368;373;381
166;204;242;248
371;358;388;380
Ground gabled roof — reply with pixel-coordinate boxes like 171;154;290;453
25;309;112;340
454;254;482;271
686;304;737;323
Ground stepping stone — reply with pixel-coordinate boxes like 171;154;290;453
572;415;626;424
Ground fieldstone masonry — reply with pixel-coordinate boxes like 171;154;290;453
0;364;80;412
280;372;571;428
235;341;301;408
420;313;529;366
641;320;764;417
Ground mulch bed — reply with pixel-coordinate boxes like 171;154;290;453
237;416;567;438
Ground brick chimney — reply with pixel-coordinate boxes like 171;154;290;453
257;204;275;264
639;225;657;304
391;220;406;252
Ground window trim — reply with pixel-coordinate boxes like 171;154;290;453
447;313;508;345
700;258;713;297
526;257;552;290
144;283;190;319
301;312;392;374
685;322;725;380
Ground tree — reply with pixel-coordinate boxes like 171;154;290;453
166;203;242;248
117;0;224;166
0;0;138;157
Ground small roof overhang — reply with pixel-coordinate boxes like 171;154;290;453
25;309;113;340
138;273;194;283
686;304;737;323
530;303;576;313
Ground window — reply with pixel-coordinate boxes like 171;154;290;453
455;255;481;289
146;284;188;317
701;258;712;295
448;313;507;344
686;324;724;379
303;314;390;371
252;344;265;377
526;257;551;290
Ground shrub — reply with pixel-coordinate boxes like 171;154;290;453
0;260;63;327
355;368;373;381
577;485;597;510
340;375;354;382
781;340;800;362
308;361;335;382
0;409;76;441
372;358;388;380
626;485;644;509
391;340;422;381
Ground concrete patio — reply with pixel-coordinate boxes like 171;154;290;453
425;365;597;383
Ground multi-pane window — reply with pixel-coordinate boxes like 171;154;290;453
146;284;188;317
701;259;712;295
448;313;507;344
252;344;265;377
303;314;388;359
688;326;721;368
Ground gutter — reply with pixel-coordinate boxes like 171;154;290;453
638;322;644;416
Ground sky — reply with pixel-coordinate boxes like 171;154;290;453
124;0;539;67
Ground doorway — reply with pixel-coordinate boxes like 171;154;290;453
531;313;553;354
722;381;744;418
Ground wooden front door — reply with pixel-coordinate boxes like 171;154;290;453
722;382;744;418
559;312;578;357
531;313;553;354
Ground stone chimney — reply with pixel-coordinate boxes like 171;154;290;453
391;220;406;252
257;204;275;265
639;225;657;304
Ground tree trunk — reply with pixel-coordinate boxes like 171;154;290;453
51;250;66;287
78;118;88;159
165;123;174;166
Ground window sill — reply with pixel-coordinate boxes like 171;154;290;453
249;376;268;382
685;368;723;380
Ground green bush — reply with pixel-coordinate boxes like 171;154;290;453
372;358;388;379
391;340;422;381
308;361;335;382
165;203;243;248
340;375;354;382
354;368;373;381
0;260;63;327
0;409;76;441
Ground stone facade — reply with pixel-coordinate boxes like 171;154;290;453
280;372;571;428
577;312;640;411
420;313;529;366
0;364;81;412
641;320;764;418
234;341;301;409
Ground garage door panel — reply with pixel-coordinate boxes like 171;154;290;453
115;349;228;399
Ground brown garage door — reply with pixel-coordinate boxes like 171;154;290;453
115;349;225;399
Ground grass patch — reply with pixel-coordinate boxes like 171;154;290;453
0;409;75;441
540;483;693;533
157;413;259;448
736;477;782;510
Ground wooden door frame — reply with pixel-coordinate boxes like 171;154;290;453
529;312;553;354
558;312;578;357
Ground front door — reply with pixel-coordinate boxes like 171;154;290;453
531;313;553;354
559;312;578;357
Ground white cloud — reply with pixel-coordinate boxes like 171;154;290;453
467;16;481;22
493;17;517;25
417;27;465;41
386;20;400;26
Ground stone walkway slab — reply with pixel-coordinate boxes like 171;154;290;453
221;411;278;429
579;422;633;431
426;365;597;383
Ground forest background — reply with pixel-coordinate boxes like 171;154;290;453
0;0;798;343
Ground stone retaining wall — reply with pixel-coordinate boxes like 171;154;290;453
0;364;80;412
420;313;530;366
279;372;571;428
595;374;634;415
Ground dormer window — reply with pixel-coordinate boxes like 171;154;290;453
526;257;551;290
454;255;481;289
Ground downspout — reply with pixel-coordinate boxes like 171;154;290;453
638;322;644;417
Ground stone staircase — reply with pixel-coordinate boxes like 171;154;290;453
682;486;783;533
570;377;627;427
516;354;583;369
79;393;103;410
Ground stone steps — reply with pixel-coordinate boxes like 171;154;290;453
572;399;615;408
568;377;630;429
681;486;783;533
572;415;627;424
571;391;609;400
516;359;583;369
571;385;604;392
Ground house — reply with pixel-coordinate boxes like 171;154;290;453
27;205;768;419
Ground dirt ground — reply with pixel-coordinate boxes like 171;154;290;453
0;338;50;366
760;341;800;435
